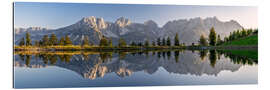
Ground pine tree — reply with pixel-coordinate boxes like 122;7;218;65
99;36;108;46
42;35;49;46
138;42;143;47
59;36;65;46
174;33;180;46
118;38;126;47
229;32;232;41
166;37;171;46
241;29;247;37
217;34;222;45
224;36;228;42
49;33;58;46
247;29;253;35
209;27;217;46
199;35;208;46
19;37;25;46
25;32;32;46
144;40;149;47
232;31;237;40
236;30;241;38
152;41;156;46
157;37;161;46
108;38;113;47
64;35;72;46
130;41;136;46
162;38;166;46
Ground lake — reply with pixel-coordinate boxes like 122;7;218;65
13;50;258;88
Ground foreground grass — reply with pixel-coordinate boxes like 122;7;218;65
222;34;258;46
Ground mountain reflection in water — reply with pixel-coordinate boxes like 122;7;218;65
14;50;257;80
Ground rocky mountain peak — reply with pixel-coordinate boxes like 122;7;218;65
80;16;107;29
144;20;158;27
115;17;131;28
204;16;220;23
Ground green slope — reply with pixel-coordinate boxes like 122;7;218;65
222;34;258;46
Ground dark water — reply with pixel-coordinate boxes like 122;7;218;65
13;50;258;88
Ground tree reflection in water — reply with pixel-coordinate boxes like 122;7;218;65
15;49;257;79
209;50;217;68
16;50;257;67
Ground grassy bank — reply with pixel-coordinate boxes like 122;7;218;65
222;34;258;46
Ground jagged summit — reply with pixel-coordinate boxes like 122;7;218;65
115;17;131;28
78;16;107;29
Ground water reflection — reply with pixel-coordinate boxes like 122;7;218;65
14;50;257;80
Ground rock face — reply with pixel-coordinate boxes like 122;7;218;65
14;16;243;45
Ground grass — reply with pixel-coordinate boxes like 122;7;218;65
14;45;186;51
222;34;258;46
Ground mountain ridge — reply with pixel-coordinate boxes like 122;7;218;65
14;16;243;45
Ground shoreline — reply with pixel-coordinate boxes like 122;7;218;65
14;45;258;52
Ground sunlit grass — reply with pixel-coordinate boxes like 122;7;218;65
222;34;258;46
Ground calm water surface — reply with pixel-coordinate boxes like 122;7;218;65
14;50;258;88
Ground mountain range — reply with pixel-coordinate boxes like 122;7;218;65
14;16;243;45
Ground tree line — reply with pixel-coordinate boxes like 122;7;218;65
18;27;257;48
19;33;73;46
17;32;186;48
198;27;258;46
129;33;184;47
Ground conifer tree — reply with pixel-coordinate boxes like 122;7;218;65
19;37;25;46
157;37;161;46
64;35;72;45
99;36;108;46
241;29;247;37
162;38;166;46
217;35;222;45
144;40;149;47
108;38;113;47
138;42;143;47
209;27;217;46
49;33;58;46
25;32;32;46
152;41;156;46
174;33;180;46
166;37;171;46
118;38;127;47
42;35;49;46
130;41;136;46
59;36;65;46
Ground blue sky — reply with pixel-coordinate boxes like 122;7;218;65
14;2;257;29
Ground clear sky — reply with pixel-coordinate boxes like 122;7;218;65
14;2;257;29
